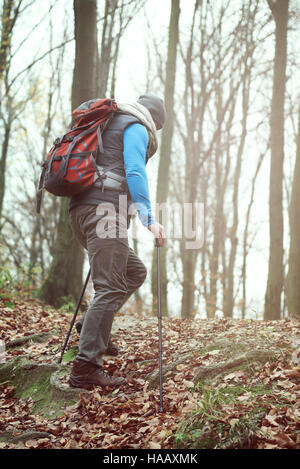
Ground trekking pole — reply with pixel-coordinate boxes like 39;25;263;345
58;268;91;364
156;238;163;413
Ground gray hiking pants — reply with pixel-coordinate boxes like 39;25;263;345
69;203;147;367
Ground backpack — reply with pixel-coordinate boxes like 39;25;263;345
36;98;120;214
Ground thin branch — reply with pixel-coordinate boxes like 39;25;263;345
7;37;74;92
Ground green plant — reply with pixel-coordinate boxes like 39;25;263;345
15;262;43;292
58;296;76;313
62;346;78;363
174;383;276;449
0;266;14;290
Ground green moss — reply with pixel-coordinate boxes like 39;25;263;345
19;372;50;399
0;357;80;418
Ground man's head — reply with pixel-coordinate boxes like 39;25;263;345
137;94;166;130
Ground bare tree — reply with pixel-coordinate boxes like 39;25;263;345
176;1;247;318
264;0;289;320
241;152;265;319
37;0;148;307
286;107;300;317
0;5;68;282
97;0;147;98
0;0;24;222
151;0;180;317
223;1;259;317
38;0;98;307
164;0;268;319
0;0;23;81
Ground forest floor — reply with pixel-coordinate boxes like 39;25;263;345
0;286;300;450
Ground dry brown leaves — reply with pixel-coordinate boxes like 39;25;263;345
0;290;300;449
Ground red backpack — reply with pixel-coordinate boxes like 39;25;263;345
36;98;118;214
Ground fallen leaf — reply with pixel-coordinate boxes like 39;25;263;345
148;441;161;449
262;414;280;427
25;440;39;448
224;370;245;381
183;379;194;388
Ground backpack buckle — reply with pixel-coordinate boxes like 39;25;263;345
53;137;62;147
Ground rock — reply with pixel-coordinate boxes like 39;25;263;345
0;356;86;418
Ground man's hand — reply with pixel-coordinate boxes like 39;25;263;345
147;222;165;247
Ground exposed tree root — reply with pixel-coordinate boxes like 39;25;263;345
192;349;276;383
147;341;277;388
0;430;51;444
6;333;50;349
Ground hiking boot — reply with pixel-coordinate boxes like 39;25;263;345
69;359;126;390
75;321;119;356
75;320;82;335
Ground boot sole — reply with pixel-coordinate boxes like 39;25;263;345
69;378;125;390
69;380;95;391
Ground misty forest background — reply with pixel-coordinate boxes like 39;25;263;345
0;0;300;322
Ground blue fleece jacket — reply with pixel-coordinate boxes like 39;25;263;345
123;123;154;227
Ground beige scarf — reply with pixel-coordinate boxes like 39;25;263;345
117;102;158;158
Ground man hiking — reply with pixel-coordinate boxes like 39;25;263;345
68;94;166;390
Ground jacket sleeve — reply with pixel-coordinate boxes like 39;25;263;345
123;123;155;226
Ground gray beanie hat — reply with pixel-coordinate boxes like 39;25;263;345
137;94;166;130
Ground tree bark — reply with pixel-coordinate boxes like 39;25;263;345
0;0;22;223
72;0;97;102
151;0;180;317
0;120;11;222
181;247;198;318
286;108;300;317
264;0;289;320
96;0;117;97
0;0;22;81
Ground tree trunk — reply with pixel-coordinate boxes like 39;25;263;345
241;152;265;318
151;0;180;317
264;0;289;320
38;0;97;307
0;0;20;81
72;0;97;102
287;108;300;317
97;0;117;97
224;68;250;318
181;247;197;319
0;121;11;222
0;0;22;223
207;84;223;319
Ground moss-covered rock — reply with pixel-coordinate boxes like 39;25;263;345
0;356;85;418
